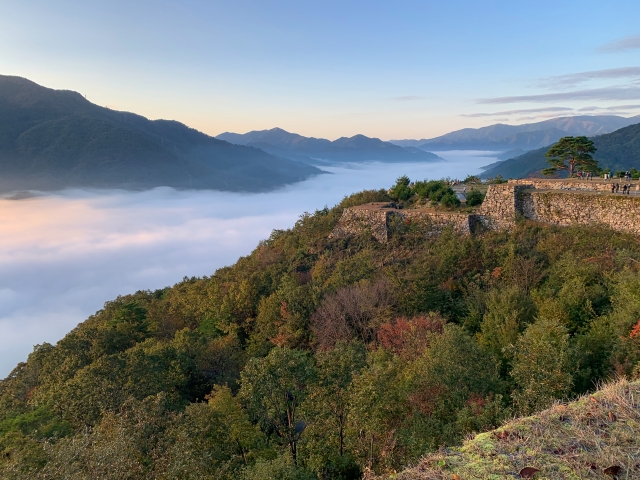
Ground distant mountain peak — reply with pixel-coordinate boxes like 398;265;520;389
216;129;442;163
390;115;640;152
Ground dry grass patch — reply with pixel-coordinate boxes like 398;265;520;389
385;379;640;479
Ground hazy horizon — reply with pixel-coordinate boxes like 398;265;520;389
2;1;639;140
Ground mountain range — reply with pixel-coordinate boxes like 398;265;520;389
0;75;323;193
482;121;640;179
216;128;443;164
391;115;640;152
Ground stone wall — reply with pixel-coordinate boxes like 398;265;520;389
520;191;640;235
509;179;640;193
401;210;478;235
478;184;530;229
329;204;392;242
330;181;640;243
329;203;479;242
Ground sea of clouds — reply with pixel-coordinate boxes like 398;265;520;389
0;151;496;376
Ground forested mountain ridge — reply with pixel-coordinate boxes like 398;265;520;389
0;75;322;193
483;121;640;179
1;184;640;479
216;127;443;164
391;115;640;151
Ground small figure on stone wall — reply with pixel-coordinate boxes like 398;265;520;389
616;183;620;193
623;184;628;195
611;184;616;194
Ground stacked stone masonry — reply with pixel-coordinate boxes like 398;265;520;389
329;203;479;242
330;179;640;242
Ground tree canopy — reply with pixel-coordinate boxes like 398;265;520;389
543;136;598;177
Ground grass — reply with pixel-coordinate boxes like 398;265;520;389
378;379;640;479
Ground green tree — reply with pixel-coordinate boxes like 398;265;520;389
239;348;316;465
389;175;412;201
347;349;407;472
477;286;536;374
543;136;597;177
206;386;265;466
302;343;366;477
440;192;460;208
465;189;485;207
509;316;572;414
407;325;503;450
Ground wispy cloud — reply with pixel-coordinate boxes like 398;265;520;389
541;67;640;88
578;104;640;112
478;86;640;104
598;34;640;53
391;96;424;102
461;106;573;118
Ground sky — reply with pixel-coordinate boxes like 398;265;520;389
0;153;491;376
1;0;640;139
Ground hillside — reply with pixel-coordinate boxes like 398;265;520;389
393;380;640;480
0;76;322;193
483;122;640;179
391;116;640;152
217;127;443;164
1;182;640;479
391;379;640;480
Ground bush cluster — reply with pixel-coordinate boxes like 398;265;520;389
389;176;462;208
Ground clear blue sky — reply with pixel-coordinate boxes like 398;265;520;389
2;0;639;139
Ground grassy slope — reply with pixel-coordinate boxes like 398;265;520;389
389;379;640;480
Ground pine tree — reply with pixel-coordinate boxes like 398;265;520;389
543;136;597;177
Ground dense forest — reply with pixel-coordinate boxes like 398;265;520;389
2;181;640;479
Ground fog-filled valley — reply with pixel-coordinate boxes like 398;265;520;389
0;152;493;376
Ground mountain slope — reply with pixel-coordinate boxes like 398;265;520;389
483;122;640;179
0;76;322;193
217;127;443;164
391;379;640;480
1;192;640;479
391;115;640;152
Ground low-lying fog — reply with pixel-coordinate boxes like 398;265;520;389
0;151;496;376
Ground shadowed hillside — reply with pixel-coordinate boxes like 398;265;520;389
483;122;640;179
0;76;322;193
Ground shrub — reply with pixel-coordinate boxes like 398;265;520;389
440;192;460;208
389;176;412;201
465;189;485;207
